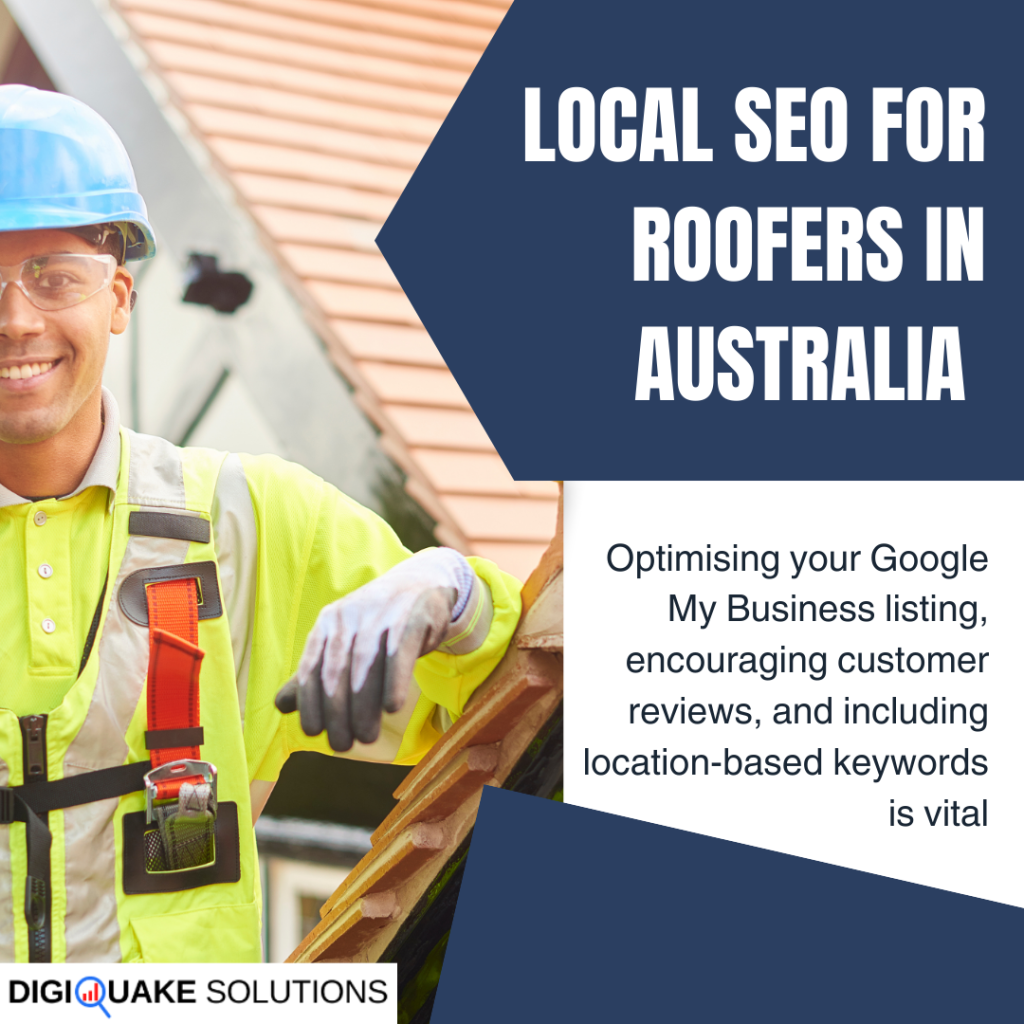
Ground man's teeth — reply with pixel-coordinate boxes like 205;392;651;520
0;362;53;380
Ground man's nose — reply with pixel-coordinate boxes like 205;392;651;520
0;279;47;341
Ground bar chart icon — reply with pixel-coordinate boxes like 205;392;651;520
75;977;111;1018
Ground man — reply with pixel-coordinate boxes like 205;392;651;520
0;85;520;963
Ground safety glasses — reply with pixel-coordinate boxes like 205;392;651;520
0;253;117;311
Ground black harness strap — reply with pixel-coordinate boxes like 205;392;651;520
1;792;52;932
78;577;109;678
6;761;150;816
0;761;151;961
19;715;50;961
5;581;126;961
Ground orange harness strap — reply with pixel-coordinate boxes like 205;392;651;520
145;579;206;800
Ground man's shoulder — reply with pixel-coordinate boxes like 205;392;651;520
229;451;379;534
144;438;327;506
234;451;323;492
123;431;388;547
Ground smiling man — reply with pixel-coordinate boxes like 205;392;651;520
0;230;130;493
0;85;521;964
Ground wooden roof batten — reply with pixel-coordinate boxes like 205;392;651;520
288;484;564;971
113;0;558;581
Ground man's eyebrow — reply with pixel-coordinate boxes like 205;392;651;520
0;251;92;268
9;252;65;261
13;251;94;263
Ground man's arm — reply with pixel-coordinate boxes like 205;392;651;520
391;555;520;762
237;454;522;787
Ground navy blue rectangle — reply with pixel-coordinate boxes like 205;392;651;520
433;789;1023;1022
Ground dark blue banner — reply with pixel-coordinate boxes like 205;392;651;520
378;0;1022;480
433;789;1023;1022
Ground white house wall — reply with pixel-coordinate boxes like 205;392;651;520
102;235;287;456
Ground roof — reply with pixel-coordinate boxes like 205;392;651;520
111;0;557;582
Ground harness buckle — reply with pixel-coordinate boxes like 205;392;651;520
144;759;217;824
143;760;219;874
0;787;13;825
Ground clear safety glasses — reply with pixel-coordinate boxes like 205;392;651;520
0;253;117;311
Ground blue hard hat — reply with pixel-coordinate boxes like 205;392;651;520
0;84;156;260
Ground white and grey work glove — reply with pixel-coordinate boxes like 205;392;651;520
275;548;490;751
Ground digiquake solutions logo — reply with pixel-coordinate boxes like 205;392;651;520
9;973;389;1010
8;977;112;1018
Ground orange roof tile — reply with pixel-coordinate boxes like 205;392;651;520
149;42;456;116
166;71;444;140
331;320;447;367
235;173;397;220
378;405;493;449
115;0;557;576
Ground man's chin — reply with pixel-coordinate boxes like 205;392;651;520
0;410;68;445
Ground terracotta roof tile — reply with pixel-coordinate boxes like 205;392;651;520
235;173;396;220
279;244;401;288
207;138;410;192
330;320;446;366
379;405;493;450
356;362;469;407
121;9;472;90
121;0;485;69
411;449;559;499
167;71;443;140
466;542;551;584
210;0;505;37
305;279;421;323
252;207;382;250
149;41;456;116
117;0;553;578
277;0;508;29
186;103;429;167
443;495;559;543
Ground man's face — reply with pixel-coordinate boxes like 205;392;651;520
0;228;133;445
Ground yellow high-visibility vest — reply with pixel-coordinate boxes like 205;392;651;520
2;432;259;961
0;429;521;962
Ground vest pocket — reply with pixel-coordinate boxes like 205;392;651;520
130;902;262;962
122;801;241;893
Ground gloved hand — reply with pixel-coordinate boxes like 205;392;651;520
275;548;477;751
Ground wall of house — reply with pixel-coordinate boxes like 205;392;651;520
101;230;290;455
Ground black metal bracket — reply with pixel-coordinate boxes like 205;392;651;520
118;561;222;627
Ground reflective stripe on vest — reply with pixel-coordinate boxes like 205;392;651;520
0;753;8;962
0;431;260;963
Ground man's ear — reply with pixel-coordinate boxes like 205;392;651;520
109;265;134;335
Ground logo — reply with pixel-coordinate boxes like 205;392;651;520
75;977;111;1019
2;964;393;1020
